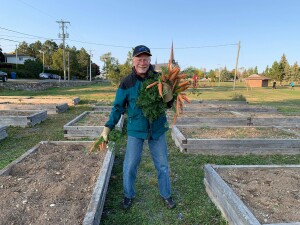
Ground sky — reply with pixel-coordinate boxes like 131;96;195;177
1;0;300;73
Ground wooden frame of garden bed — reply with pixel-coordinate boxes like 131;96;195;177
92;105;113;112
0;110;47;127
64;111;124;139
0;141;115;225
0;96;80;106
171;125;300;155
0;103;68;114
172;116;300;127
204;164;300;225
0;125;8;141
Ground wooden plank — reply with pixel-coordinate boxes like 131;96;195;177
0;125;8;141
204;164;261;225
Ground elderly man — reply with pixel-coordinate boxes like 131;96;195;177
100;45;175;210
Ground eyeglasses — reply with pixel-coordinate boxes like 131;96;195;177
135;58;150;63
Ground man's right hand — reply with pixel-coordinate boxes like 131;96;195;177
100;127;111;142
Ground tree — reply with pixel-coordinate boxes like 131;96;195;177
0;48;5;62
100;52;120;85
290;62;300;82
42;40;58;67
279;54;290;83
220;67;230;81
269;61;281;81
51;48;64;72
23;59;43;78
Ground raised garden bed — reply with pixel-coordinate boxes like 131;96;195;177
168;111;241;118
0;96;80;106
0;110;47;127
0;103;68;114
172;125;300;154
64;111;124;139
204;164;300;225
0;141;114;225
0;125;8;141
172;116;300;127
92;106;113;112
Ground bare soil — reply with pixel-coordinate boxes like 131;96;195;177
180;127;299;139
217;167;300;224
73;112;110;126
0;142;106;225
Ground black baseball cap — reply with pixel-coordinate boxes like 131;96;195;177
132;45;152;57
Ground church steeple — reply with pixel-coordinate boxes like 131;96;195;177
169;41;175;65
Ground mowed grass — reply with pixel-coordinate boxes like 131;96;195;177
0;81;300;224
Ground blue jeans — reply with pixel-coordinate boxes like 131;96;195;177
123;133;171;199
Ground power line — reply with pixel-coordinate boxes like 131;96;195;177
0;26;238;50
0;27;58;40
16;0;57;20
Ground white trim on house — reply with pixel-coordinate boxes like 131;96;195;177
4;54;36;65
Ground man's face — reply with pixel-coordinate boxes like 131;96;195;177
133;53;151;76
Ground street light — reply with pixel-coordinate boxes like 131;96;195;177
39;50;45;73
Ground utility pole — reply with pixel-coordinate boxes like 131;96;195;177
68;51;70;80
15;45;18;70
56;19;70;81
89;50;92;82
233;41;241;90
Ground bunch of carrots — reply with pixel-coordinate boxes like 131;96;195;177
90;136;106;152
145;63;191;123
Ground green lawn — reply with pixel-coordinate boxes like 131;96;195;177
0;82;300;225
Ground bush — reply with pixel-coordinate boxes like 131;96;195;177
231;93;246;101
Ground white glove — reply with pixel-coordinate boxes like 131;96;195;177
100;127;110;142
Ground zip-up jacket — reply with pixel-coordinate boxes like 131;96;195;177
105;65;169;139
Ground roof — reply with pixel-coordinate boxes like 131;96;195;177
4;53;34;57
244;74;271;80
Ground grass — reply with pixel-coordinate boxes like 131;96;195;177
0;82;300;224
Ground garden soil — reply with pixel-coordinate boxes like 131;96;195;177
217;167;300;224
0;142;106;225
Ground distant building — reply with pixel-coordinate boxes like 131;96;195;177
244;74;271;87
4;53;35;65
154;42;178;72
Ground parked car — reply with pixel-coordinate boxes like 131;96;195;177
0;70;8;82
39;73;51;79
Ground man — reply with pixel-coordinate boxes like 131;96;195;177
100;45;176;210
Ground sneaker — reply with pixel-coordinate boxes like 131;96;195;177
162;197;176;209
122;197;133;210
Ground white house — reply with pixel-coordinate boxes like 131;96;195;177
4;53;35;65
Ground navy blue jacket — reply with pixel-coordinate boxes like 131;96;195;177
105;65;169;139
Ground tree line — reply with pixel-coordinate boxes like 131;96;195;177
1;40;100;79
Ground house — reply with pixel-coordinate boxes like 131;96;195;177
4;53;35;65
244;74;271;87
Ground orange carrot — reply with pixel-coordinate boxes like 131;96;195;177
169;67;180;81
172;79;178;91
175;84;190;93
177;74;188;80
158;81;163;97
146;81;158;89
177;81;190;88
181;94;191;103
177;94;185;105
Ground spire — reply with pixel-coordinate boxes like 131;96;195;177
169;41;175;65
